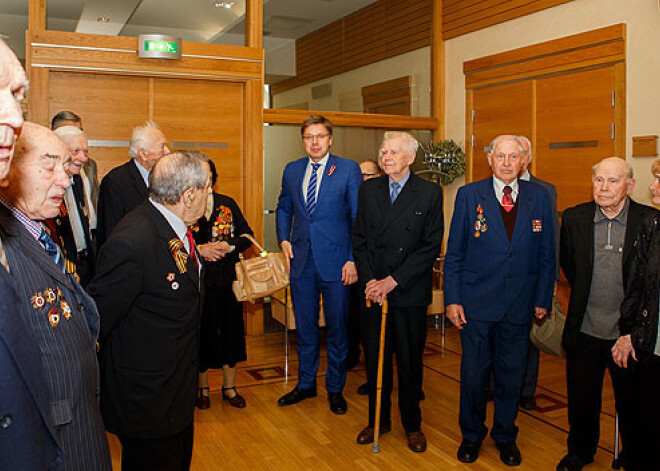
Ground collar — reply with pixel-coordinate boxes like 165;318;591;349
389;170;411;189
520;170;531;181
594;197;630;224
0;194;46;241
133;159;150;186
493;176;519;196
149;198;188;245
308;154;329;168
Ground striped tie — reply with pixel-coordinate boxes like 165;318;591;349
502;185;514;212
306;163;321;216
39;229;65;272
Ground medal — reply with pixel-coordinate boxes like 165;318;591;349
172;281;180;290
44;288;57;304
61;301;72;320
532;219;542;232
31;293;46;310
48;308;60;327
167;273;176;282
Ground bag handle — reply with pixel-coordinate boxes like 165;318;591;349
237;233;266;255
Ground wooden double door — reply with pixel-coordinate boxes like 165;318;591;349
469;65;620;212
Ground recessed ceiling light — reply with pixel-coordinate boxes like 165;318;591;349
96;16;110;23
214;1;236;8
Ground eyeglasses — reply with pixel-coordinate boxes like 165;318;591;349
302;133;330;142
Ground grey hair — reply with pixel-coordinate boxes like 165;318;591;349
487;135;524;156
149;151;209;205
380;131;419;157
592;157;634;181
129;120;161;159
518;135;532;160
53;125;85;143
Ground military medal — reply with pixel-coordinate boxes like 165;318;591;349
60;301;72;320
532;219;542;232
56;287;64;301
171;281;180;290
168;238;188;274
48;308;60;327
31;292;46;310
474;204;488;238
167;273;176;282
44;288;57;304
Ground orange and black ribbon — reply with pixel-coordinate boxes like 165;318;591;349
168;238;188;274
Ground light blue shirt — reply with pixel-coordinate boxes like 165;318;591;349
133;159;150;187
389;170;411;201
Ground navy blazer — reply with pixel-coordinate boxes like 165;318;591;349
276;154;362;281
444;178;556;324
0;263;63;470
97;159;148;247
0;205;111;470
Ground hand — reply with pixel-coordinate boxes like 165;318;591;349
534;307;548;320
446;304;467;329
341;261;357;286
217;241;232;254
612;334;637;368
197;242;226;262
280;241;293;272
364;276;397;305
553;281;559;297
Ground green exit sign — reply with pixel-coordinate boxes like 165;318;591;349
138;35;182;60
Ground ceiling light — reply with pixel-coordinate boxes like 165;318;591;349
214;1;236;8
96;16;110;23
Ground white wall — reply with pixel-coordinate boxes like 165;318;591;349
444;0;660;217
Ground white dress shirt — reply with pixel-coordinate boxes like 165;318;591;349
492;176;519;204
301;154;329;204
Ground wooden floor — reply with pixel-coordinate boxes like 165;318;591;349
107;321;620;470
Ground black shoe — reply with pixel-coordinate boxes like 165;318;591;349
346;356;360;370
556;454;594;471
496;442;522;467
519;395;537;410
356;383;369;395
277;386;316;406
328;392;347;415
457;439;480;463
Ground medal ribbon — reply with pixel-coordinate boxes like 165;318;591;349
168;238;189;274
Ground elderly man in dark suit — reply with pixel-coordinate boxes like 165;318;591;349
558;157;657;471
353;131;443;453
444;135;555;466
89;151;210;471
96;120;170;247
0;122;111;470
0;39;65;471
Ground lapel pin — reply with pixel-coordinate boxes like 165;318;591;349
31;292;46;310
327;164;336;176
48;308;60;327
167;273;176;282
44;288;57;304
60;301;72;320
172;281;180;291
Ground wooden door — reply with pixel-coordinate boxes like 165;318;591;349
469;81;533;182
536;66;616;211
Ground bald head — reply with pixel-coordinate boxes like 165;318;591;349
0;39;28;179
592;157;634;217
1;122;71;220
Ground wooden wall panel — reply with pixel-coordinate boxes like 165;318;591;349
271;0;432;95
443;0;574;40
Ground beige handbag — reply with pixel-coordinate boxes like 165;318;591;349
232;234;289;303
529;297;566;358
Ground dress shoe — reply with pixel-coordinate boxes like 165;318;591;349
328;392;347;414
196;387;210;410
222;387;246;409
496;441;522;466
356;423;391;445
457;440;481;463
356;383;369;395
556;454;594;471
519;395;537;410
406;430;427;453
346;356;360;370
277;386;316;406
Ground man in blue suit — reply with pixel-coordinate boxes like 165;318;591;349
276;115;362;414
444;135;555;466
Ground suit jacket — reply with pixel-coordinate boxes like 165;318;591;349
0;262;63;471
352;174;444;307
444;178;556;324
88;201;203;439
560;199;658;352
0;205;111;470
96;159;148;248
529;173;560;278
276;154;362;281
191;192;253;288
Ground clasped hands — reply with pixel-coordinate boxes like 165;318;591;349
198;241;232;262
364;276;398;305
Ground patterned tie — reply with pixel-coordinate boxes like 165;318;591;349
39;228;65;272
306;163;321;216
502;185;514;212
390;181;401;204
185;229;199;270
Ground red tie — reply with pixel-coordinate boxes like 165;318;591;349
185;229;199;270
502;185;514;212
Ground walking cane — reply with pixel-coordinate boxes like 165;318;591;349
367;298;389;453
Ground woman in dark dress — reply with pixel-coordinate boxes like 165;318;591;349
191;158;253;409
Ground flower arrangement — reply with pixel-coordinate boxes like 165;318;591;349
421;139;466;185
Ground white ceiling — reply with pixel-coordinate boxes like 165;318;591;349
0;0;376;82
